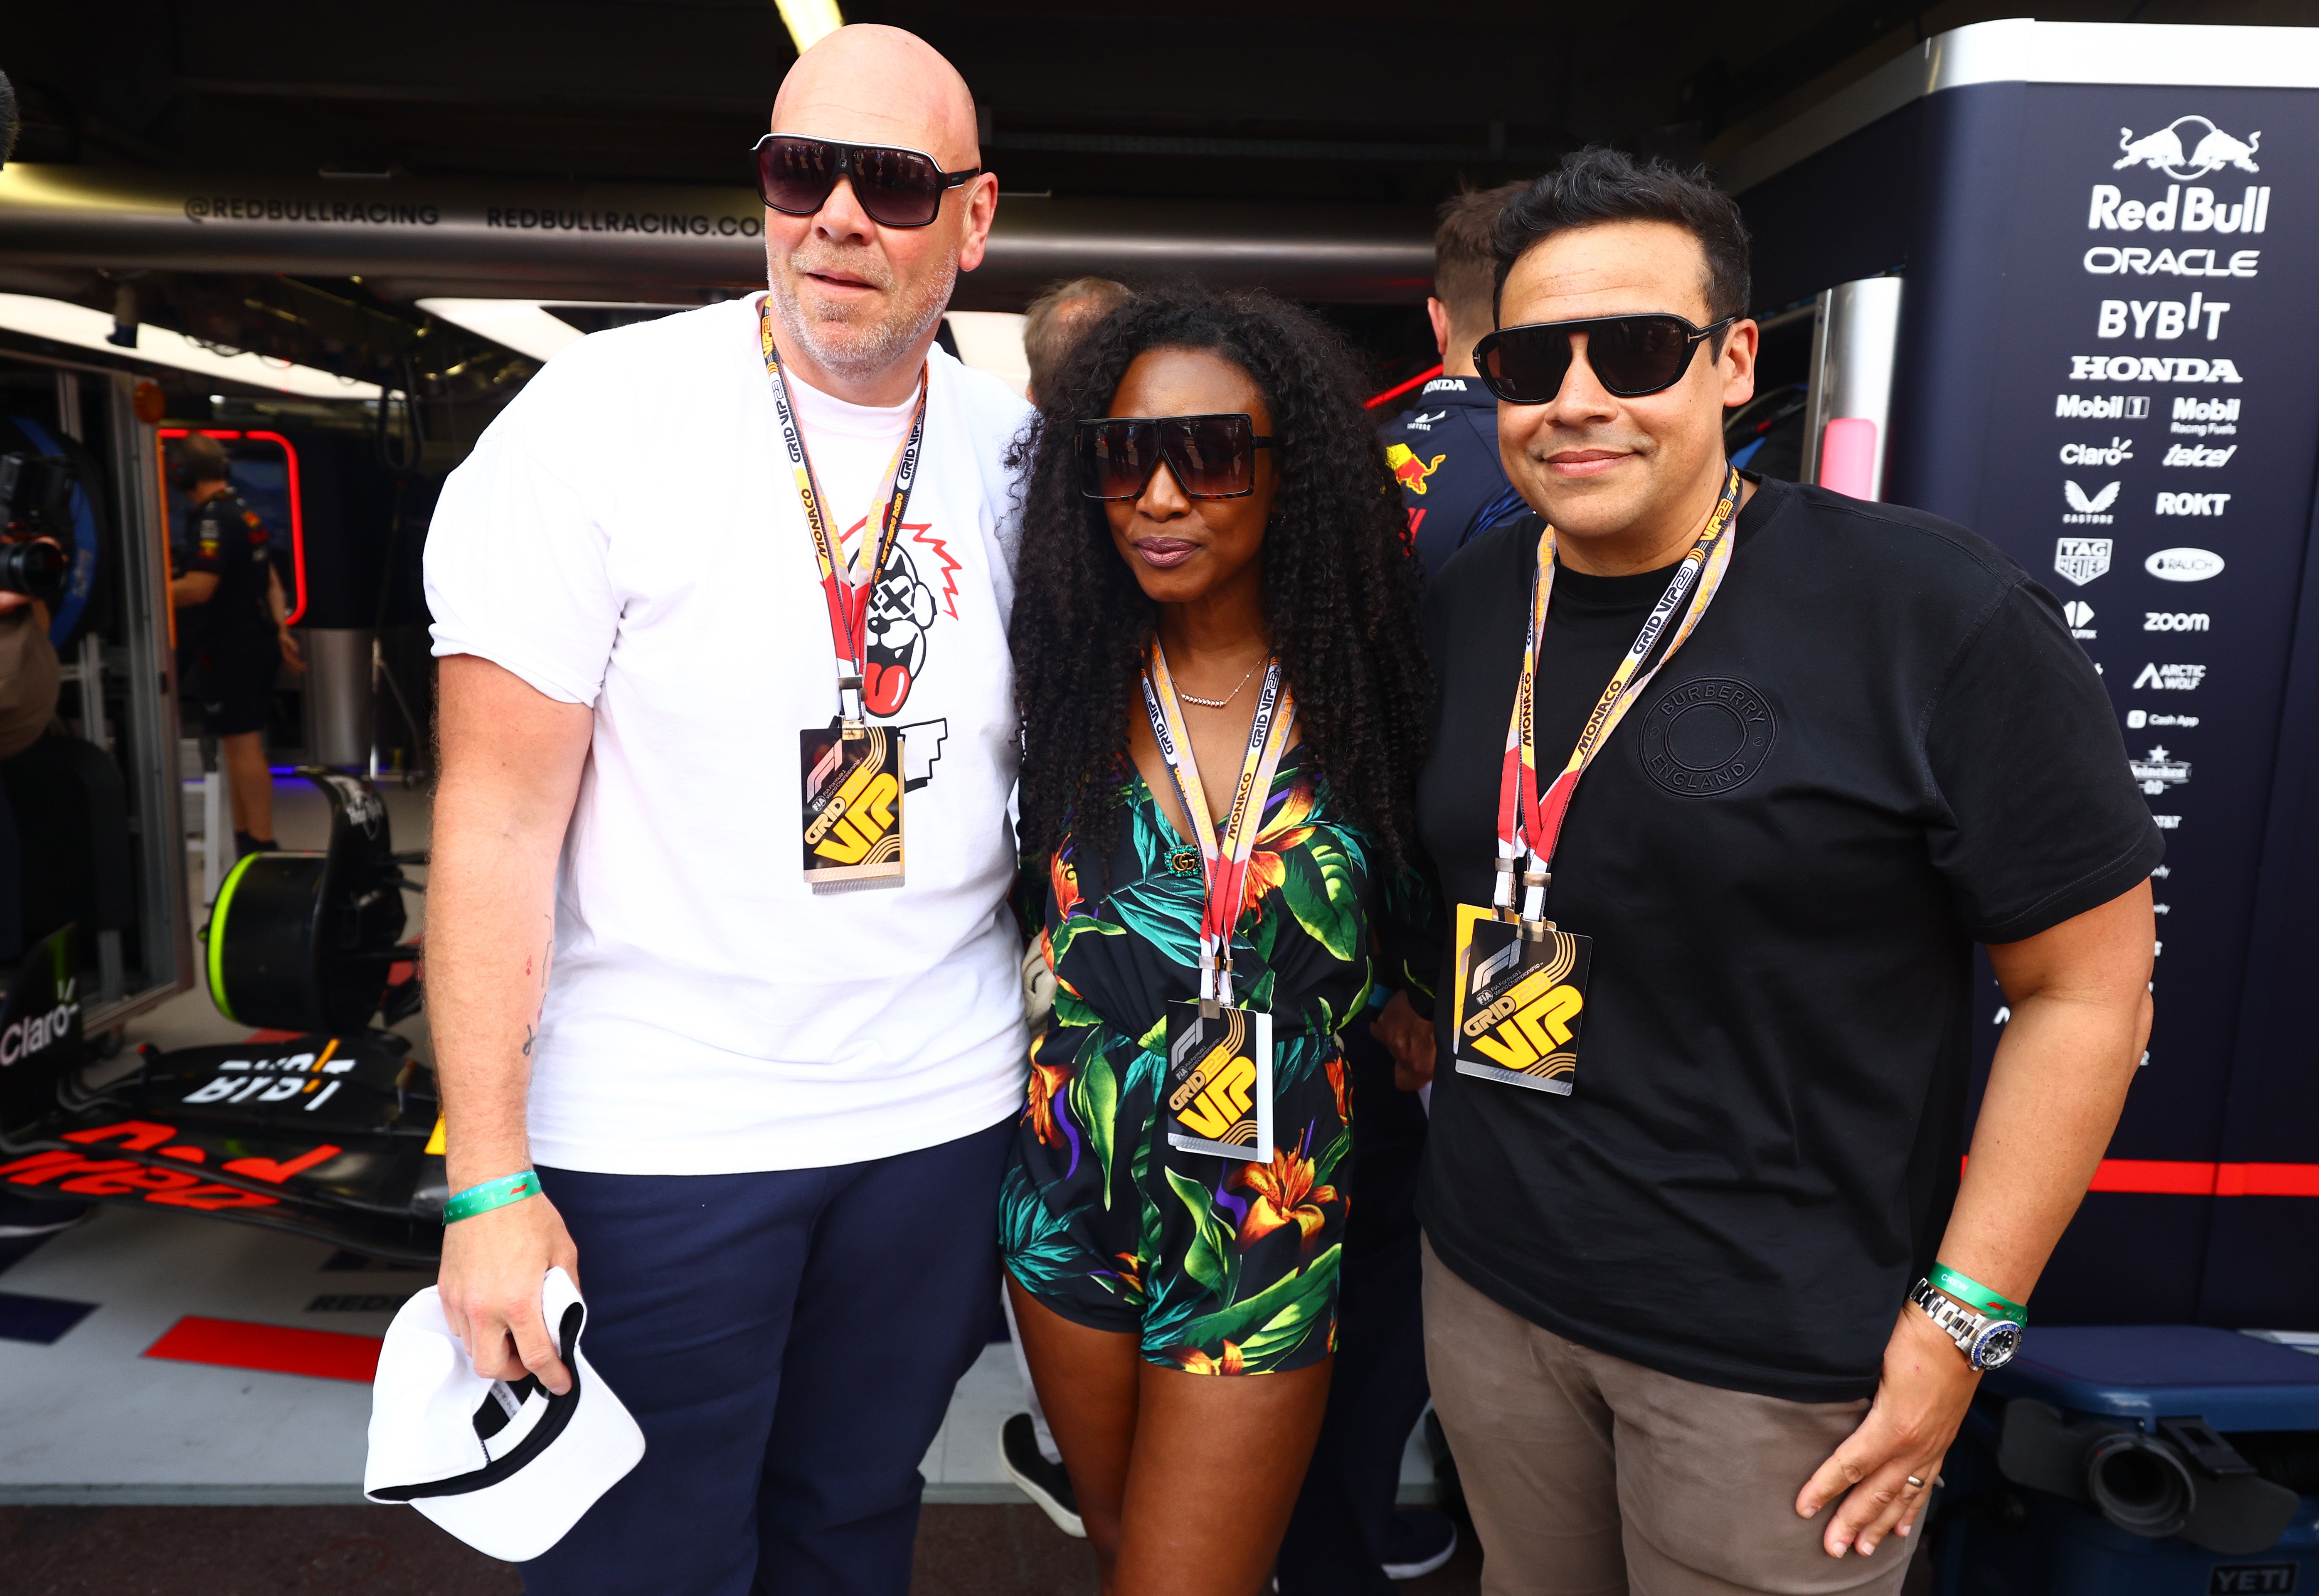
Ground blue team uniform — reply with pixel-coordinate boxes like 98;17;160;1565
1378;375;1524;579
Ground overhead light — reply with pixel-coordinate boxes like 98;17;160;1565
776;0;844;54
416;298;589;363
0;293;383;400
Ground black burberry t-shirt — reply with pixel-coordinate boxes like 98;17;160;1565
1413;474;2162;1403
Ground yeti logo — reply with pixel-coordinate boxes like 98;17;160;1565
865;542;938;717
2114;116;2261;180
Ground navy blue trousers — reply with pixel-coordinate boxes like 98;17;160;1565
1276;1025;1433;1596
523;1116;1012;1596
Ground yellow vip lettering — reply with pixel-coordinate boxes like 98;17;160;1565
811;761;900;864
1467;968;1583;1071
1177;1046;1256;1139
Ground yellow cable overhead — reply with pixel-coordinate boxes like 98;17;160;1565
776;0;845;54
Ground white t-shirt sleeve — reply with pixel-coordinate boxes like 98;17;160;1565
424;358;621;707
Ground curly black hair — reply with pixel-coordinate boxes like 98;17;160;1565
1009;285;1429;879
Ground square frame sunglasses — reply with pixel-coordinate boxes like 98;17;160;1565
749;133;981;230
1472;312;1740;404
1075;414;1276;502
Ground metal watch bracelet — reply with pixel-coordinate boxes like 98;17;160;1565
1909;1276;2025;1371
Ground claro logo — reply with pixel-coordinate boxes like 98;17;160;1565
0;990;78;1066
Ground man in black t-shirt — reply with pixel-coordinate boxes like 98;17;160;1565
1376;150;2159;1594
170;432;303;856
1380;184;1530;578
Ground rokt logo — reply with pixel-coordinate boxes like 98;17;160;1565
2060;438;2132;467
2114;117;2260;180
2146;547;2224;581
2054;538;2112;587
2144;611;2209;631
2156;491;2229;516
2063;480;2119;523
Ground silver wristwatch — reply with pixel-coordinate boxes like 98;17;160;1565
1909;1277;2023;1371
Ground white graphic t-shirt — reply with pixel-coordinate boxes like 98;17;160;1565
424;296;1033;1174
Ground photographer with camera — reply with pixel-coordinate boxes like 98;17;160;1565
168;433;303;857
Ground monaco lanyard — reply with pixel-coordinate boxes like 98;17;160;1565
1496;466;1741;924
758;296;929;727
1141;644;1297;1011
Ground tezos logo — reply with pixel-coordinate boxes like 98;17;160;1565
2147;547;2225;581
2144;611;2209;632
2054;537;2113;586
2060;438;2132;467
2063;480;2119;524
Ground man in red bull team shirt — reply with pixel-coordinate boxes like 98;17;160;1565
1379;184;1528;578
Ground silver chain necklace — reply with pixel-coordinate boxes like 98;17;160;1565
1175;659;1259;709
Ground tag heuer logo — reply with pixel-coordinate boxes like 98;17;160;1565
2055;538;2113;586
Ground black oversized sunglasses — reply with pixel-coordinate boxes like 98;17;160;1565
749;134;981;229
1472;313;1739;403
1075;414;1277;502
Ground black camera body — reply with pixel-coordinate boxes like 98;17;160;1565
0;450;71;605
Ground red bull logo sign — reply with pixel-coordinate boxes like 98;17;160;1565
1386;443;1445;495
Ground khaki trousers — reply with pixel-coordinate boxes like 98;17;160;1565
1422;1238;1920;1596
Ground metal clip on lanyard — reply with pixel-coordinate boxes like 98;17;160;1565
758;297;929;730
1141;644;1296;1016
1495;466;1742;938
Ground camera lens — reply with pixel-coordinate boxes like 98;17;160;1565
0;540;69;606
2085;1431;2196;1538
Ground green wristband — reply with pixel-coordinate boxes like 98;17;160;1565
442;1170;542;1225
1930;1262;2028;1323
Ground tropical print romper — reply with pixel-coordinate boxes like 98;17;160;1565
1001;749;1378;1376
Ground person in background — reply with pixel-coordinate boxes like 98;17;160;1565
424;25;1028;1594
1003;286;1429;1596
1392;147;2156;1595
1021;276;1130;405
167;432;302;858
996;271;1130;1542
1380;183;1529;579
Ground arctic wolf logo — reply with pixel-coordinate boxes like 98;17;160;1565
2114;117;2261;180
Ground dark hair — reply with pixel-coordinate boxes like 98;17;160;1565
1020;277;1131;400
1009;285;1429;877
1492;148;1752;327
170;432;229;484
1432;183;1527;324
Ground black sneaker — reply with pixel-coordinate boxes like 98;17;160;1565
999;1412;1084;1539
1381;1507;1458;1581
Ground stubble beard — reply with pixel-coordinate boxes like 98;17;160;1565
770;240;958;385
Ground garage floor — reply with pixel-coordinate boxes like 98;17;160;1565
2;774;1459;1591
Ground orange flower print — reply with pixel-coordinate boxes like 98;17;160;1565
1025;1041;1069;1150
1233;1144;1338;1249
1235;780;1318;925
1050;848;1084;923
1324;1051;1350;1130
1176;1340;1246;1376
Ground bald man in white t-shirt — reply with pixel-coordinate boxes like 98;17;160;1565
422;27;1029;1592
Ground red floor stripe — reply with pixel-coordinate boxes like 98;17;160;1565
143;1315;382;1382
1963;1157;2319;1196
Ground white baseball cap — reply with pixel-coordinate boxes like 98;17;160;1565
364;1266;645;1562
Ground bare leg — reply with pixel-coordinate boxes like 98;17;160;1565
1009;1273;1334;1596
221;730;272;841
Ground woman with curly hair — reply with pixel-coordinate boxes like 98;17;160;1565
1000;286;1429;1594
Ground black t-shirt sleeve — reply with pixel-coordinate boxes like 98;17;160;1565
182;506;228;576
1922;579;2164;943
